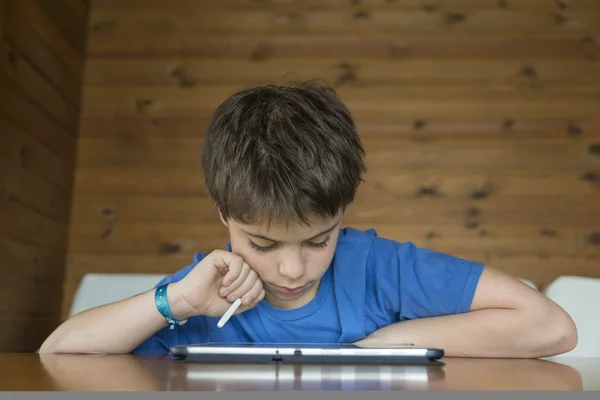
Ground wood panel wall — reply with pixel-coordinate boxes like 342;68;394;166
0;0;88;351
65;0;600;317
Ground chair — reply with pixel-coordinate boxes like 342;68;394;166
69;273;168;317
543;275;600;358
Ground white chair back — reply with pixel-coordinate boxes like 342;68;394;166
69;273;167;317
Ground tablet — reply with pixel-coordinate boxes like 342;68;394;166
170;342;444;365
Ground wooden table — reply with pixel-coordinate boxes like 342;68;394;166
0;354;597;391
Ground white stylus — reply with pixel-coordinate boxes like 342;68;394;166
217;298;242;328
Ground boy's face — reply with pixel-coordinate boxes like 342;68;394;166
220;210;343;310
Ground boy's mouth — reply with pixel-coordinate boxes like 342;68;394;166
268;283;308;295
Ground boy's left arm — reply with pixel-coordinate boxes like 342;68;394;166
354;266;578;358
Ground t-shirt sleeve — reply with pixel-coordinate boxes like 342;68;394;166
395;242;485;320
131;252;207;355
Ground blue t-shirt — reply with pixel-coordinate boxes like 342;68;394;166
132;227;484;354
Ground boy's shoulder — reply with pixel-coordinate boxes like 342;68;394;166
337;226;411;259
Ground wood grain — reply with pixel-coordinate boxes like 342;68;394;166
4;3;82;105
0;40;78;131
35;0;88;55
0;158;71;222
85;58;600;87
10;0;83;79
89;0;600;12
0;0;8;34
0;74;75;162
0;115;72;190
0;0;86;351
87;34;599;59
0;317;60;352
86;9;600;36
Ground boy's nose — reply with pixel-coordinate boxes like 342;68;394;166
278;253;305;281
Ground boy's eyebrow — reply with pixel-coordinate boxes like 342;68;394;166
242;219;341;243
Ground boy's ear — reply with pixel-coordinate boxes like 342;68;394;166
217;206;229;227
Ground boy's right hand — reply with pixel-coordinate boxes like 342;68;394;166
167;250;265;319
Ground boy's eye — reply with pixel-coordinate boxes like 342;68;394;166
305;235;331;249
248;236;331;253
248;241;276;253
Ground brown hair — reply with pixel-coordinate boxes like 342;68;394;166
201;81;366;226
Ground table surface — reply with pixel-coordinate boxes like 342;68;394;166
0;353;598;391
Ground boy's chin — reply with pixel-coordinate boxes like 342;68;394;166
264;281;320;310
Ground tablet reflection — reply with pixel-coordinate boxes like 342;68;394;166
174;364;444;391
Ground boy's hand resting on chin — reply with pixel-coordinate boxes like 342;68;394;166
169;250;265;319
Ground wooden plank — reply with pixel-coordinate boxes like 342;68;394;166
360;169;600;197
1;281;63;316
0;75;75;163
89;0;600;12
0;40;79;131
68;221;228;255
0;236;66;283
87;9;600;35
0;158;71;221
78;116;600;140
86;34;598;59
0;0;7;34
34;0;88;55
70;193;218;223
0;115;72;190
75;136;600;171
84;58;600;88
67;221;600;256
0;316;60;352
0;195;67;250
349;196;600;226
82;85;600;119
69;193;600;226
4;6;81;106
74;168;208;196
362;138;600;170
11;0;83;78
79;116;214;137
73;168;600;196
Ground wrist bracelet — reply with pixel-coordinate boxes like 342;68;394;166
155;283;187;330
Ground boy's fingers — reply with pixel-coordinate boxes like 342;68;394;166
241;279;264;306
210;251;243;278
251;289;266;307
220;257;245;286
227;269;259;302
221;263;250;295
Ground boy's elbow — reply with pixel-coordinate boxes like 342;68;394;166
551;313;578;355
534;305;578;357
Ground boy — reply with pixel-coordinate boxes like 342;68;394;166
40;82;577;358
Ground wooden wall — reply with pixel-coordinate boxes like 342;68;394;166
0;0;88;351
66;0;600;317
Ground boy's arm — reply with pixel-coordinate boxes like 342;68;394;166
38;282;189;354
354;266;578;358
39;251;265;354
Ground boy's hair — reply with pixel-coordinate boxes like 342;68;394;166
201;81;366;226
